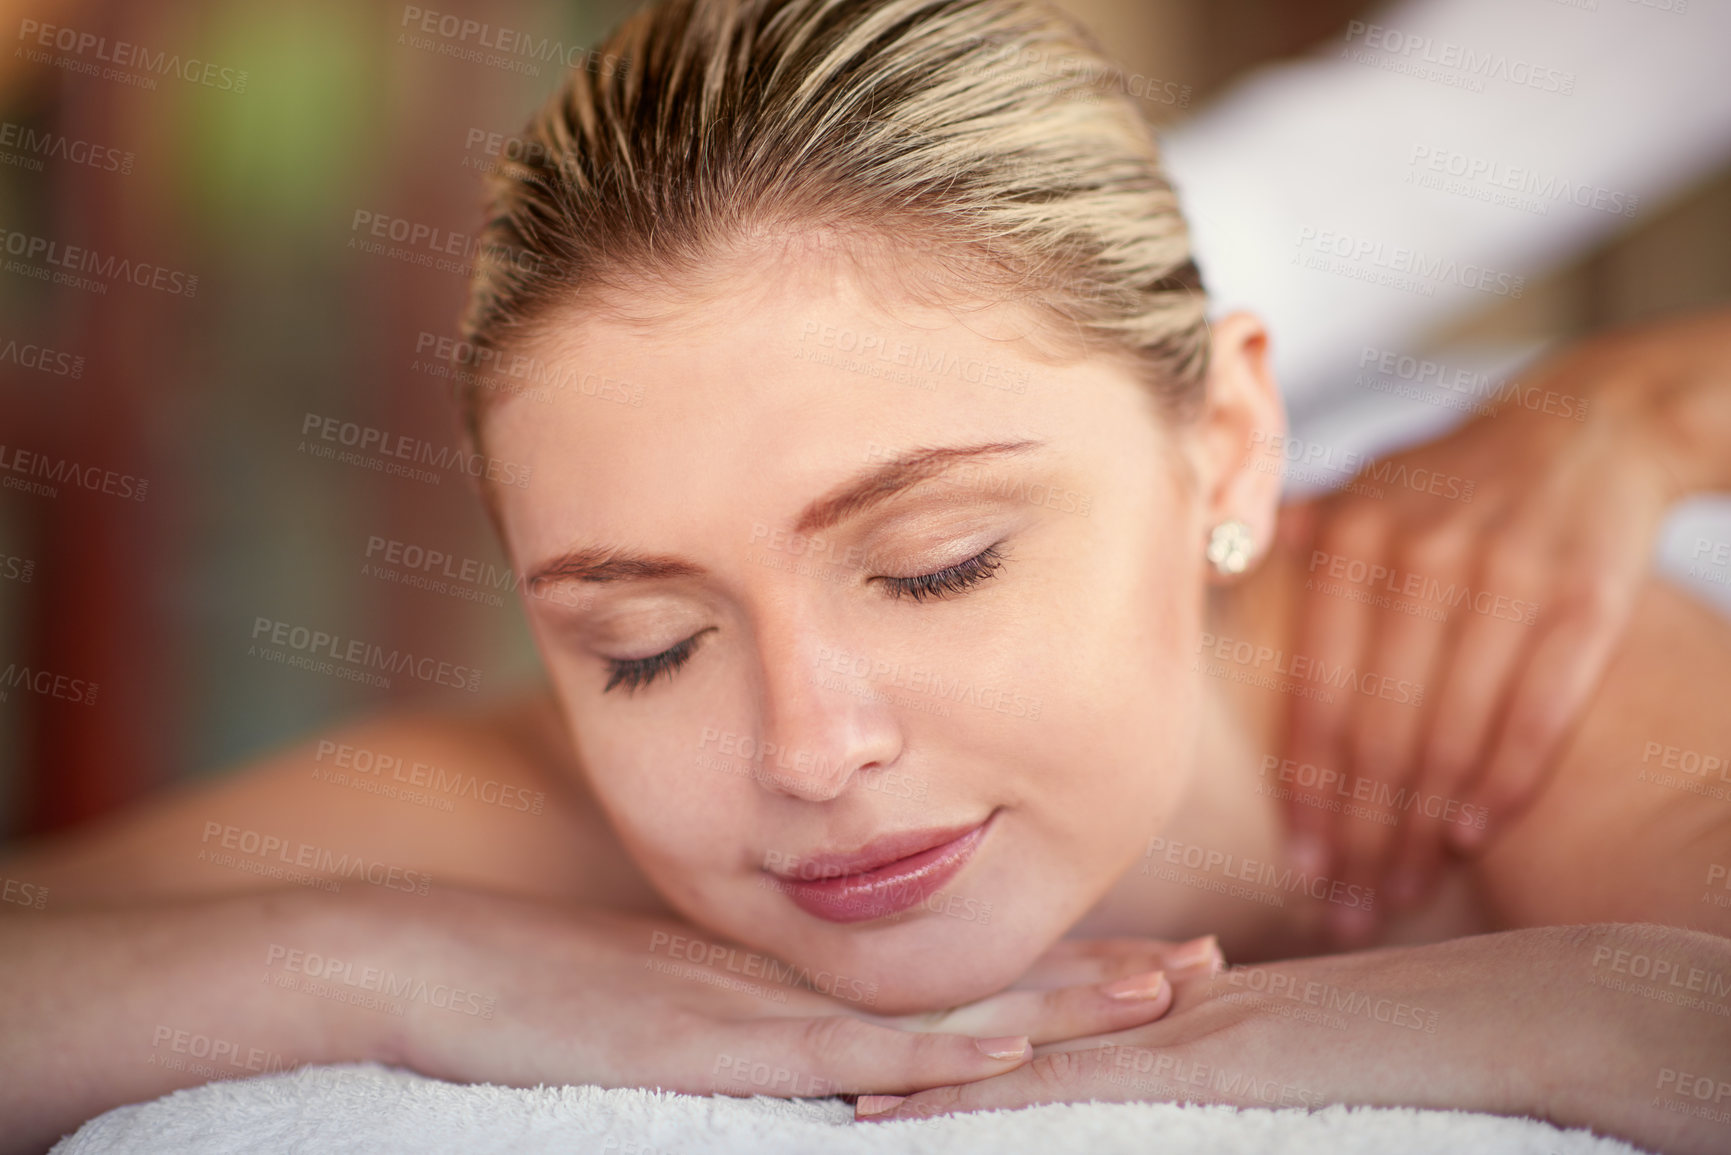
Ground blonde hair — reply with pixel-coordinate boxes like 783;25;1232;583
456;0;1210;445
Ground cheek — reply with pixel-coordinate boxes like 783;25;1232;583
549;693;754;906
1015;485;1205;859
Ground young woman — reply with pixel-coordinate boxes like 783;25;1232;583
4;1;1730;1152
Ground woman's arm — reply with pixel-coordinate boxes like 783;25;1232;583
864;923;1731;1155
0;889;388;1155
0;881;1230;1155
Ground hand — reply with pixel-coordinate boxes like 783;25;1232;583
1278;308;1731;941
367;887;1225;1100
856;925;1731;1155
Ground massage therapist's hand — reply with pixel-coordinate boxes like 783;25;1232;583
857;925;1731;1155
1278;306;1731;939
380;887;1224;1098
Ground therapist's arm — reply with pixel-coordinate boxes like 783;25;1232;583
1277;304;1731;943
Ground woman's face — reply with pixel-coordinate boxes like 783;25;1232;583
485;249;1215;1013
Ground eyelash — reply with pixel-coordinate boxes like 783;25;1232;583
603;629;710;695
600;543;1007;694
875;541;1007;602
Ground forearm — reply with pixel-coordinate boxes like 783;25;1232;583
1537;924;1731;1155
0;889;395;1155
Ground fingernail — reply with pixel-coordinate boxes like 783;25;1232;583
974;1035;1030;1060
855;1095;906;1118
1168;935;1223;974
1101;970;1168;1000
1287;832;1327;877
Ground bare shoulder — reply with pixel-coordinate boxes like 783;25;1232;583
1476;576;1731;937
0;686;672;914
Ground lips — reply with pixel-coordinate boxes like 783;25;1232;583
770;811;996;924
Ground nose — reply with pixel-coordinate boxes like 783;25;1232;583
747;611;903;803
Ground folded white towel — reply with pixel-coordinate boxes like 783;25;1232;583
51;1062;1651;1155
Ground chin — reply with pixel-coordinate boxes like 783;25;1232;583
793;915;1058;1016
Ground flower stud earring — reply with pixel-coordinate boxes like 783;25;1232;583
1206;519;1254;576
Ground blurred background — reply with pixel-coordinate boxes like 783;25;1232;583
0;0;1727;847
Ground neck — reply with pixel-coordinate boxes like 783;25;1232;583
1071;532;1329;960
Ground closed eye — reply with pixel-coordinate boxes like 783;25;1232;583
600;543;1007;695
603;627;715;695
875;542;1006;602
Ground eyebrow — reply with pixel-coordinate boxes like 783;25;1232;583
524;439;1046;591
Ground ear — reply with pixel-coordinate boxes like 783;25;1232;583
1188;311;1285;583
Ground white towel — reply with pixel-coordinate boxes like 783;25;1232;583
51;1062;1651;1155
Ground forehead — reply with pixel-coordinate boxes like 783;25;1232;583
481;254;1156;558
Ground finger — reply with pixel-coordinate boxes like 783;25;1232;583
697;1015;1033;1098
1285;497;1387;880
1410;519;1550;841
1395;621;1531;907
1008;935;1222;990
1451;567;1634;852
1337;518;1475;913
858;1048;1121;1121
893;971;1173;1045
1331;525;1460;913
